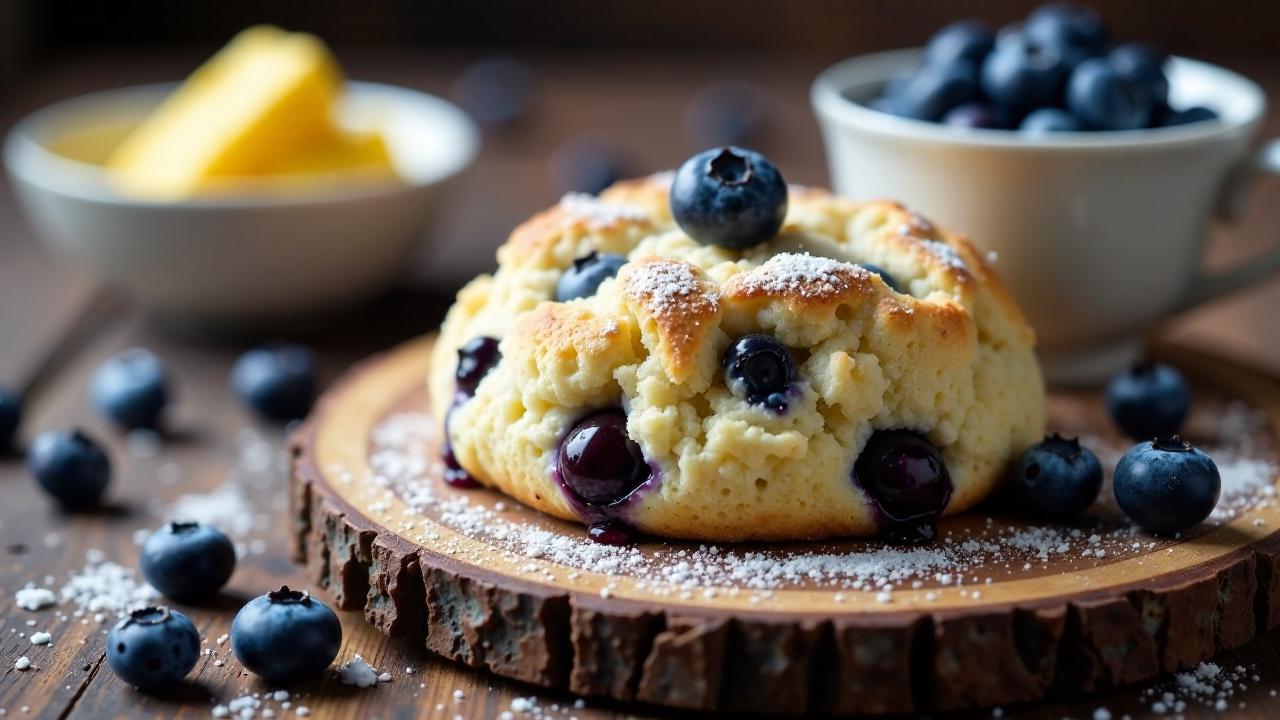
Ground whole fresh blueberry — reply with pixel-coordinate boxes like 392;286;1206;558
1011;434;1103;520
684;81;769;147
981;33;1068;118
1105;362;1191;439
230;344;317;422
857;263;903;293
140;522;236;603
0;386;20;451
231;587;342;684
27;429;110;508
548;137;629;196
91;348;170;431
670;147;788;250
1019;107;1084;133
1162;105;1219;127
1109;42;1169;111
557;410;650;506
1113;436;1220;534
941;101;1006;129
1024;2;1108;66
893;62;979;122
924;19;995;67
106;607;200;690
452;56;536;128
853;430;953;543
722;334;797;412
556;252;629;302
1066;58;1153;131
454;337;501;398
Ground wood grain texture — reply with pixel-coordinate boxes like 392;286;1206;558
290;335;1280;715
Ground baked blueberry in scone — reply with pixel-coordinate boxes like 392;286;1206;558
431;147;1045;543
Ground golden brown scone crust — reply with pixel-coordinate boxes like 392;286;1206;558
429;174;1045;541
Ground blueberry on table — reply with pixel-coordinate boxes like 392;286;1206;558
548;137;629;196
91;348;171;431
556;252;629;302
27;429;110;509
1012;434;1103;520
451;56;536;129
106;607;200;690
557;410;651;507
723;334;797;412
140;522;236;603
980;33;1068;117
853;430;953;544
684;80;769;148
891;61;979;122
1105;362;1191;440
670;147;788;250
924;19;995;67
1024;2;1108;67
0;386;21;451
454;336;501;398
1109;42;1169;111
1113;436;1220;534
941;101;1006;130
1162;105;1219;127
230;344;317;422
231;586;342;685
1019;107;1084;133
1066;58;1153;131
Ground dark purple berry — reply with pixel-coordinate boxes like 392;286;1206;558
106;607;200;690
854;430;952;543
1162;105;1218;127
455;337;500;398
1019;107;1084;133
981;33;1068;118
27;429;110;509
231;587;342;684
892;62;980;122
588;520;637;546
442;443;480;489
91;348;171;431
1113;436;1220;534
723;334;796;412
556;252;628;302
140;522;236;603
1024;2;1108;67
924;19;995;67
557;411;650;506
231;344;316;422
1105;362;1191;440
941;102;1006;129
1012;434;1103;520
670;147;787;250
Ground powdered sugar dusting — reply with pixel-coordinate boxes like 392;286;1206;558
729;252;867;299
623;259;718;325
558;193;647;226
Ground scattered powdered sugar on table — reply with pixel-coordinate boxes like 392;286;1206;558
211;689;303;719
55;549;158;617
165;481;260;538
558;193;648;226
14;586;56;611
335;655;380;688
1139;661;1260;715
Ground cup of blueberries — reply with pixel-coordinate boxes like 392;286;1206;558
812;2;1280;384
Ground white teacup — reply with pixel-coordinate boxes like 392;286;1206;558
812;49;1280;385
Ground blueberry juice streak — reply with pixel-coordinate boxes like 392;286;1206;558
443;337;501;489
852;430;953;544
555;409;654;545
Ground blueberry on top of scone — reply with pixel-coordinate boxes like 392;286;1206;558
432;148;1045;544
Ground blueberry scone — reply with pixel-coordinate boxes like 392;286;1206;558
430;148;1045;543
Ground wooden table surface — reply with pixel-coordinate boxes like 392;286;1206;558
3;49;1280;720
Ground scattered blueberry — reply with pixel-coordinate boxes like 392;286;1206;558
140;522;236;603
106;607;200;690
452;56;536;129
670;147;787;250
1023;2;1108;66
1011;434;1103;520
1019;107;1084;133
892;61;979;122
548;137;629;196
557;410;650;506
1162;105;1219;127
685;81;769;147
857;263;903;293
1066;57;1152;130
722;334;796;412
941;101;1006;129
231;587;342;685
556;252;629;302
1113;436;1220;534
0;386;20;451
454;337;501;398
924;19;995;67
853;430;953;544
27;429;110;508
91;348;170;431
1109;42;1169;109
980;33;1068;118
230;344;317;422
1105;362;1191;439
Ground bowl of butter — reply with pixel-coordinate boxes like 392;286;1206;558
4;26;478;328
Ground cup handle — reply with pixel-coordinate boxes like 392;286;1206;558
1177;138;1280;310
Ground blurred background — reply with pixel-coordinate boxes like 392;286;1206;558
2;0;1280;373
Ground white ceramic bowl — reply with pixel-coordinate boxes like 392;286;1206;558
4;81;479;329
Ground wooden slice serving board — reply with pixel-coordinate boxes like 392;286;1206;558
289;335;1280;715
